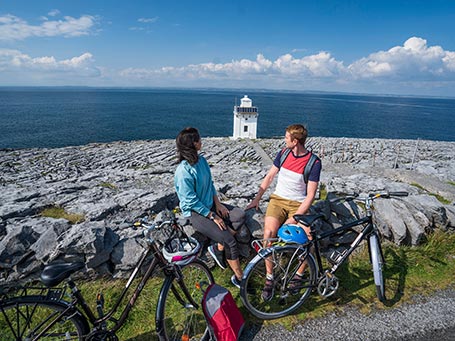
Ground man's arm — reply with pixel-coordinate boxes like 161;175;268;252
246;165;279;210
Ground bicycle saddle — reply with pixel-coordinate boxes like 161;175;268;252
40;262;85;287
293;213;325;227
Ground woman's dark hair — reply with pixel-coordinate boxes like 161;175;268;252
176;127;200;165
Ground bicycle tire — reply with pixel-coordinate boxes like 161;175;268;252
240;244;316;320
369;233;386;302
156;259;214;341
0;295;89;341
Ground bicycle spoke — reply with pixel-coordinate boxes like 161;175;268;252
157;260;214;340
241;245;315;319
0;298;88;340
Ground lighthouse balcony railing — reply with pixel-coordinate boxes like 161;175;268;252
235;107;258;113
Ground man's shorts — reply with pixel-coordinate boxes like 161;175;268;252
265;194;302;224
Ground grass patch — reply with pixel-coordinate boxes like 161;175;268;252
53;230;455;339
318;183;328;200
448;181;455;186
410;182;425;191
99;182;118;190
410;182;451;204
131;164;152;170
40;206;85;224
432;194;451;205
77;275;163;340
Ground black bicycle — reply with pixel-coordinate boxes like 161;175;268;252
240;191;408;319
0;210;214;340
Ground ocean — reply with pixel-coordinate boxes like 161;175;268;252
1;87;454;149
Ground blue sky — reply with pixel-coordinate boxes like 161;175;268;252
1;0;455;96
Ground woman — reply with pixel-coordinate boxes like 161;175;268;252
174;127;245;288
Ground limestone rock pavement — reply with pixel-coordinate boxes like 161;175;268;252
1;137;454;284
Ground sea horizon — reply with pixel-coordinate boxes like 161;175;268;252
2;85;455;101
1;87;454;149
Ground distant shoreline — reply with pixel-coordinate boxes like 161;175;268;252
1;85;455;100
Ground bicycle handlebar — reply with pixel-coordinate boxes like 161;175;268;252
330;191;408;203
329;193;358;203
368;191;409;199
134;217;177;244
385;191;409;197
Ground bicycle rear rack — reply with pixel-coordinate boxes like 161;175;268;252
0;285;67;302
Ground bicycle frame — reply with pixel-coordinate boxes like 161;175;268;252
311;215;374;277
81;241;166;331
19;219;201;340
240;191;407;319
74;225;200;336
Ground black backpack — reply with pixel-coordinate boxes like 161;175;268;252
279;148;320;183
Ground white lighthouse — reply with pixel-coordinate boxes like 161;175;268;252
232;95;258;139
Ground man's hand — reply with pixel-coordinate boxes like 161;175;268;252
246;198;260;211
284;217;297;225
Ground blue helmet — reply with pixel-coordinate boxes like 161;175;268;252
277;224;309;244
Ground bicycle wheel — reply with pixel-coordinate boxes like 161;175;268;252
0;296;89;340
369;233;386;302
240;244;316;319
156;259;214;341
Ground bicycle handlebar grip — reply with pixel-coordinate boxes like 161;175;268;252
389;191;409;197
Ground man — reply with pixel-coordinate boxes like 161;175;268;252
246;123;321;300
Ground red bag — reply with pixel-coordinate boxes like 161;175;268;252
202;283;245;341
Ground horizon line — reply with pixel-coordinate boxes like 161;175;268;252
1;85;454;101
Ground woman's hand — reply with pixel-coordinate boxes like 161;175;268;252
215;203;229;218
213;214;226;230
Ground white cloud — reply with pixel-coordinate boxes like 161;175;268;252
48;9;61;17
0;14;97;40
138;17;159;23
443;51;455;71
0;49;99;77
120;51;345;81
273;52;345;77
348;37;455;80
0;35;454;95
118;36;455;94
130;17;159;32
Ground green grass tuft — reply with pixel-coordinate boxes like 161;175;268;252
318;183;328;200
40;206;85;224
99;182;118;190
410;183;451;204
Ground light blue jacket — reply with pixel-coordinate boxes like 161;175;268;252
174;155;216;217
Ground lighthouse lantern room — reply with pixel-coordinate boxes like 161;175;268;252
232;95;258;139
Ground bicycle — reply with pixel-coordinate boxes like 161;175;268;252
240;191;408;319
0;210;214;340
